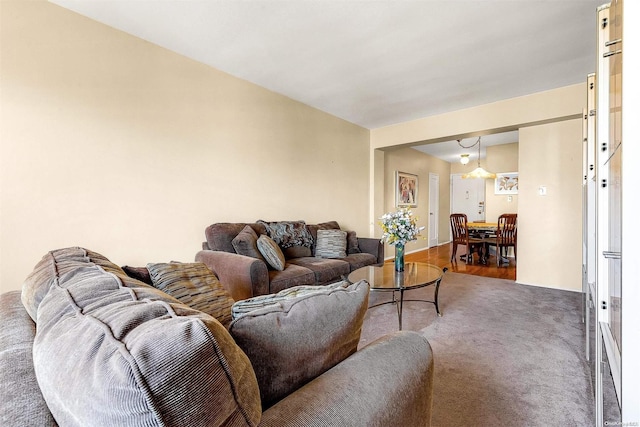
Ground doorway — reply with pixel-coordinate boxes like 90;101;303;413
450;174;486;223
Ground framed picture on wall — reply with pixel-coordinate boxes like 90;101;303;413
396;171;418;207
495;172;518;195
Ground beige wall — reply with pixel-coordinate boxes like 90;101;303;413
0;1;371;293
517;120;583;290
485;143;519;221
449;142;519;223
379;148;451;258
371;84;583;148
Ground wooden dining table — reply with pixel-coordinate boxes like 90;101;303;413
464;222;497;264
467;222;497;232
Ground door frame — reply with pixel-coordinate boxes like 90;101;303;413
428;173;439;247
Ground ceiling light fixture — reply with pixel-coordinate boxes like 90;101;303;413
460;154;470;165
457;137;496;179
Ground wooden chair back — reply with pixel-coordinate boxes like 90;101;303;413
450;213;469;245
497;214;517;247
450;213;488;264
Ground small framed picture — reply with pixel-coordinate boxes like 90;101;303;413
495;172;518;195
396;171;418;207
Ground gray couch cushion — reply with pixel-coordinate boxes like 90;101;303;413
205;223;267;253
0;291;57;427
346;230;362;254
228;280;369;409
232;225;266;262
343;253;378;271
268;265;316;294
282;245;312;259
24;248;261;427
287;257;350;284
21;247;122;322
146;262;235;329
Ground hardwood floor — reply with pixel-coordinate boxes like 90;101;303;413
392;243;517;281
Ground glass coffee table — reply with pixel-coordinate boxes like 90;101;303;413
347;262;446;330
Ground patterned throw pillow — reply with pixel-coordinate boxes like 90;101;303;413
256;235;286;271
256;220;314;248
231;225;266;262
146;262;235;328
315;229;347;258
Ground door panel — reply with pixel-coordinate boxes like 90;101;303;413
451;174;485;223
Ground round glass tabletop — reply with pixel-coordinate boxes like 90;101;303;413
348;262;444;291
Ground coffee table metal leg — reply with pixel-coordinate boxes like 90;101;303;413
398;289;404;330
434;278;442;317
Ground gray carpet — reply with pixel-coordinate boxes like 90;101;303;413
358;272;595;426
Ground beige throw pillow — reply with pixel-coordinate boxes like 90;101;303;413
256;235;286;271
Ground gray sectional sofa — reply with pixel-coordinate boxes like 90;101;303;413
0;247;434;427
196;220;383;301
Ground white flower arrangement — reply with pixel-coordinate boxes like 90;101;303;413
379;208;425;247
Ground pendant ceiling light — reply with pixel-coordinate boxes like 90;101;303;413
458;136;496;179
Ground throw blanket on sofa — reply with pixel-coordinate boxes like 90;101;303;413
256;220;314;248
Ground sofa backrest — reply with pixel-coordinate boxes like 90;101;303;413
20;247;262;427
204;221;341;255
205;223;267;252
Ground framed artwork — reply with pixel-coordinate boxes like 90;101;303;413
495;172;519;195
396;171;418;207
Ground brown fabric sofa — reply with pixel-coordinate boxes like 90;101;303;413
0;247;434;427
196;220;384;301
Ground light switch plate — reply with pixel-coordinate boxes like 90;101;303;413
538;186;547;196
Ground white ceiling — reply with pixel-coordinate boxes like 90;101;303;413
50;0;602;160
413;131;519;163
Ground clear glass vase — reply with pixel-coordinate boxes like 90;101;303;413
394;244;405;272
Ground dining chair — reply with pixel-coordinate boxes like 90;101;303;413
449;213;487;264
486;213;517;266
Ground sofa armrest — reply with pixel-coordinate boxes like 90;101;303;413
0;291;57;427
260;331;434;427
357;237;384;265
195;250;269;301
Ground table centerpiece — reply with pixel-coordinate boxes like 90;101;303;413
379;208;425;272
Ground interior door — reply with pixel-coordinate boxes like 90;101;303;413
451;174;485;223
428;173;439;247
